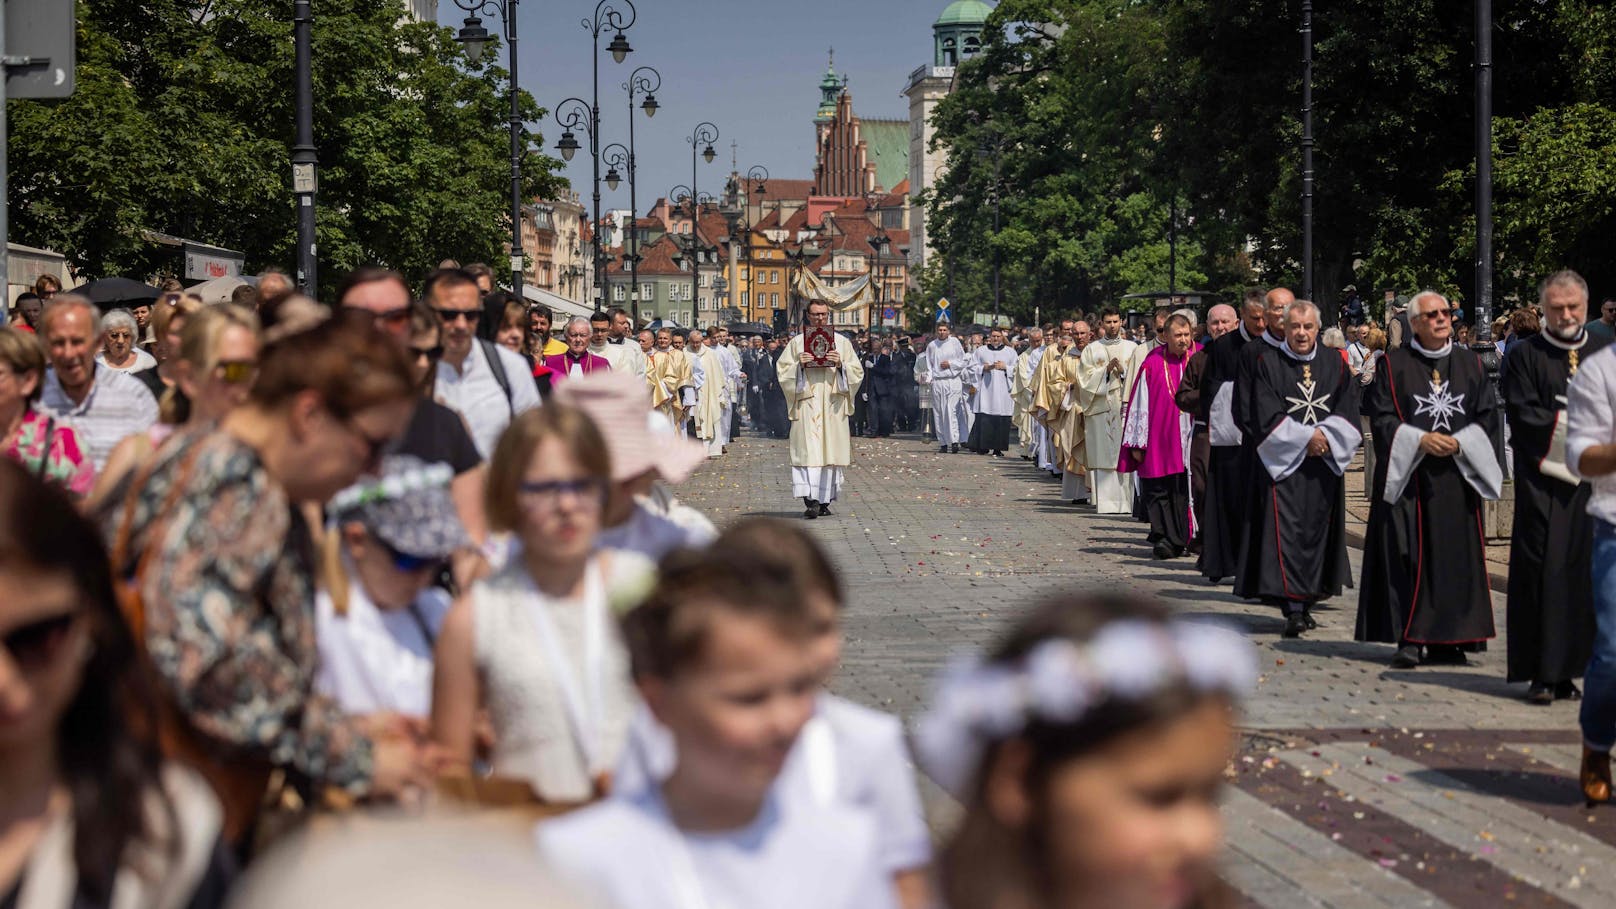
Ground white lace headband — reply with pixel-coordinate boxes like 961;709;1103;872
328;461;454;515
914;619;1258;801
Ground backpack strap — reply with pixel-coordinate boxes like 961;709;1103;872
478;339;514;417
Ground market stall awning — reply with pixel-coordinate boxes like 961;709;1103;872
520;284;595;320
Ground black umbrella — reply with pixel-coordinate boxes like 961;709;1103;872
726;321;773;337
69;277;160;309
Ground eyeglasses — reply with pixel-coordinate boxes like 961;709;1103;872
518;478;605;508
376;535;441;574
106;330;133;340
433;308;480;324
215;360;257;384
410;344;444;362
3;612;78;673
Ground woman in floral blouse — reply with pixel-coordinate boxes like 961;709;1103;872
0;326;94;496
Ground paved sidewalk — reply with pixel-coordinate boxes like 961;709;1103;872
679;426;1602;908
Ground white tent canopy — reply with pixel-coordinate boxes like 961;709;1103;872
520;284;594;319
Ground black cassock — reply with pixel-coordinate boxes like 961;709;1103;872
1231;331;1289;598
1502;330;1611;682
1355;344;1503;647
1189;325;1260;582
1239;346;1360;604
762;349;791;438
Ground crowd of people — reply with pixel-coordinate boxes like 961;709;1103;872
0;266;1267;909
7;259;1616;907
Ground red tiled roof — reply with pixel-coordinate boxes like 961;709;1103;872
754;178;815;202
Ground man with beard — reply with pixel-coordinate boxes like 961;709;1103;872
1242;301;1361;637
925;320;970;453
970;328;1018;457
1355;291;1503;668
1077;309;1139;513
1119;314;1199;558
1181;293;1267;581
1504;270;1609;702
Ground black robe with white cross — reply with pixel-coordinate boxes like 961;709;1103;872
1502;330;1611;682
1238;344;1361;604
1355;343;1503;647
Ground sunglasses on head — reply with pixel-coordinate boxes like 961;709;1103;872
4;612;78;673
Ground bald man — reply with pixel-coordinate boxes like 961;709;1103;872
1206;304;1237;340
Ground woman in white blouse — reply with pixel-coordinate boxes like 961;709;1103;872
432;405;651;802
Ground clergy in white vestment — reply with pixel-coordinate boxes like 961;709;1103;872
712;333;744;447
1077;308;1140;513
677;334;702;437
1011;327;1045;459
971;328;1019;456
689;330;730;458
924;320;970;452
777;302;865;518
593;312;648;380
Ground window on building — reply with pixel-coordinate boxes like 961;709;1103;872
640;283;653;300
614;285;625;301
742;292;749;306
771;293;779;308
963;36;981;57
942;38;957;66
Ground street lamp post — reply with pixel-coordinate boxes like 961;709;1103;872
621;65;661;326
602;142;631;318
553;98;600;307
292;0;317;294
685;122;720;323
575;0;636;311
1300;0;1316;303
1475;0;1494;340
455;0;525;302
670;185;712;324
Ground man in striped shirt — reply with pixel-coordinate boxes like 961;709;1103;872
39;295;158;472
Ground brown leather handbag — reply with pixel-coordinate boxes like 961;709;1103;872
111;443;275;846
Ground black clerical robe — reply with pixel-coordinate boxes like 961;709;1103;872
762;349;791;438
1190;325;1261;581
1174;348;1213;540
1230;331;1289;598
1355;343;1503;647
1502;330;1611;682
1239;345;1360;603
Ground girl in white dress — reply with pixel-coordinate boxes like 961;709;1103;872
432;405;650;803
537;548;896;909
915;594;1258;909
315;455;468;718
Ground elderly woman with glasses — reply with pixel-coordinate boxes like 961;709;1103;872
95;308;157;373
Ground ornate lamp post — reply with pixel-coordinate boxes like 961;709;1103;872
602;142;631;316
455;0;526;301
684;123;720;322
669;185;713;324
565;0;636;311
619;65;661;326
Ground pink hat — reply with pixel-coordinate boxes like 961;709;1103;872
551;371;708;484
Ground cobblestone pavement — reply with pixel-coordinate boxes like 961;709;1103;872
680;425;1608;908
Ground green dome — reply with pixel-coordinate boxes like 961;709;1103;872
934;0;991;27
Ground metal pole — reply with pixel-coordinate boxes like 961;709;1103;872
292;0;318;294
627;84;639;325
1;0;9;304
991;195;1001;324
691;144;699;322
1475;0;1493;339
507;0;523;303
1168;199;1177;298
590;32;603;311
1300;0;1314;302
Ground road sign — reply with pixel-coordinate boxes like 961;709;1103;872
936;296;950;310
881;306;896;321
5;0;76;99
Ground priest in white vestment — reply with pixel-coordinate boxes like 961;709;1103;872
925;320;970;452
1078;309;1140;513
777;302;865;519
689;330;730;458
1011;328;1045;460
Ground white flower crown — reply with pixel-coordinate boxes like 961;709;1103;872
914;619;1258;801
328;461;454;515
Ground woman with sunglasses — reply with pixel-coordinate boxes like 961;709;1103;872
316;455;469;719
90;305;261;509
107;311;435;845
0;460;232;908
432;405;650;803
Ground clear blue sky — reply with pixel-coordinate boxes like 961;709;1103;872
437;0;956;217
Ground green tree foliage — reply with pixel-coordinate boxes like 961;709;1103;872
8;0;563;296
927;0;1616;321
